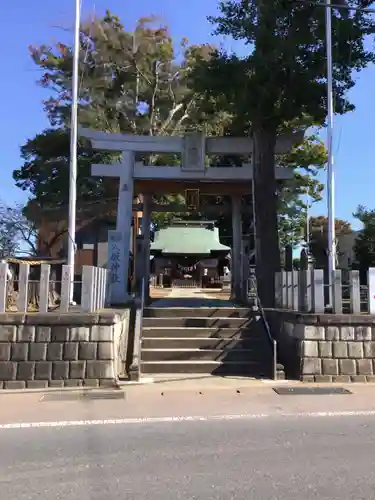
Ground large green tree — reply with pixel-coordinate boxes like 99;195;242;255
15;13;228;224
353;205;375;279
192;0;375;305
16;10;327;263
307;215;353;270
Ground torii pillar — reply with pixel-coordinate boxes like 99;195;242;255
107;151;134;304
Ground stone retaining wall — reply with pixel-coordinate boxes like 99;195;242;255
268;311;375;382
0;310;130;389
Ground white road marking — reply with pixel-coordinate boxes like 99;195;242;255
1;410;375;430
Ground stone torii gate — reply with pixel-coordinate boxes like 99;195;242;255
80;128;302;304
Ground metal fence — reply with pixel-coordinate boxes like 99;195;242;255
0;263;109;313
275;268;375;314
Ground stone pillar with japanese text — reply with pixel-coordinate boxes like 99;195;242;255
107;151;134;304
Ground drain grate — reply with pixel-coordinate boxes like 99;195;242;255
41;391;125;402
273;387;352;396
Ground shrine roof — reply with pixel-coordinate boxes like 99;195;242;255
150;222;230;255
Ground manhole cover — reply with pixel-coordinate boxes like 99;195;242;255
42;391;125;402
273;387;352;395
85;391;125;401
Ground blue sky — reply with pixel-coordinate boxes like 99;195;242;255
2;0;375;229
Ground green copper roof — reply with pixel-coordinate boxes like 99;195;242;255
151;222;230;255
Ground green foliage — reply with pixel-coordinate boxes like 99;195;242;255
308;215;353;269
15;129;117;220
17;12;230;222
201;1;375;128
190;0;375;305
29;12;228;136
353;205;375;277
278;131;326;246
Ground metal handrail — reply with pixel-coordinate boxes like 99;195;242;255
248;273;278;381
139;276;146;335
129;277;146;381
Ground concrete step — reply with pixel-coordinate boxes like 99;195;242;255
143;307;256;319
141;348;269;363
142;317;255;328
141;327;265;339
140;360;285;378
141;337;266;350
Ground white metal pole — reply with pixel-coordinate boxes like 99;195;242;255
306;197;310;249
325;0;336;304
67;0;81;304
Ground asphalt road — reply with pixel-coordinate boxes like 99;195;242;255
1;414;375;500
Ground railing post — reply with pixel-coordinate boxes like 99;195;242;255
275;272;282;307
0;263;8;313
100;268;106;308
349;270;361;314
39;264;51;313
105;269;111;307
292;270;299;311
286;271;292;309
17;263;29;313
81;265;95;312
281;270;287;308
96;267;102;309
368;268;375;314
311;269;325;313
332;269;342;314
60;265;71;312
94;266;100;310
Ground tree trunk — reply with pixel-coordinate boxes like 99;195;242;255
253;125;280;308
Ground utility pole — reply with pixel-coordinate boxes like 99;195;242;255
325;0;336;305
297;0;375;304
67;0;81;304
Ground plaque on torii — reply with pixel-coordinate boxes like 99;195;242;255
182;132;205;172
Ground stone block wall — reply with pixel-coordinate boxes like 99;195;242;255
0;310;130;389
268;311;375;382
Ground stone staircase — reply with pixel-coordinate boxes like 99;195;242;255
140;307;285;379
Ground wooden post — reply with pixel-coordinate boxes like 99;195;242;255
17;263;29;313
368;268;375;314
332;269;342;314
311;269;325;313
349;270;361;314
60;265;71;312
39;264;51;313
0;263;8;313
81;265;95;312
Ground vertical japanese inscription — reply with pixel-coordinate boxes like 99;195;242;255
108;230;127;303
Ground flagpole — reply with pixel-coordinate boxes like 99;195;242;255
67;0;81;304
